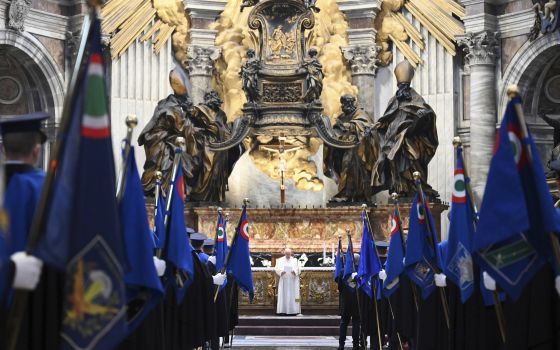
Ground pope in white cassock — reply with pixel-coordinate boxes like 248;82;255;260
274;248;301;315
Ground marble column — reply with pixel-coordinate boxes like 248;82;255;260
187;45;221;105
458;30;499;202
342;45;379;116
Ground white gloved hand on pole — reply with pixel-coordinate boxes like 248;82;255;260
435;273;447;287
153;256;166;277
351;272;358;280
483;271;496;291
11;252;43;290
213;272;227;286
378;269;387;281
207;256;216;266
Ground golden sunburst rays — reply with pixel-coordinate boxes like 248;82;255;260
377;0;465;67
101;0;188;60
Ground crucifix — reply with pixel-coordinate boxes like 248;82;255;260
259;135;304;207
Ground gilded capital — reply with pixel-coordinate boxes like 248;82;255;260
187;45;221;76
457;31;499;67
342;45;380;75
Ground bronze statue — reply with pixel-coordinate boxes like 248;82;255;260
300;48;323;103
188;90;243;202
323;94;378;202
240;48;261;104
539;113;560;178
240;0;259;11
138;68;198;196
304;0;320;12
371;60;439;198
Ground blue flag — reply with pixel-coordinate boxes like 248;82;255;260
357;212;381;298
36;17;129;349
0;222;10;306
343;235;356;291
383;209;405;297
226;206;254;301
215;211;228;290
443;147;475;303
404;194;437;299
334;238;343;282
153;182;166;250
163;164;194;304
120;147;164;332
473;96;558;300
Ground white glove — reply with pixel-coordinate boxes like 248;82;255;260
207;256;216;265
483;271;496;291
378;269;387;281
351;272;358;280
153;256;166;277
213;272;227;286
555;275;560;297
10;252;43;290
435;273;447;287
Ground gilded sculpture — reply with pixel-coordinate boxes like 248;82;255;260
371;60;439;198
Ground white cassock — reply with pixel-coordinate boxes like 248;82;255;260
275;256;301;315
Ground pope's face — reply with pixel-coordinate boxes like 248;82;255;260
284;249;292;258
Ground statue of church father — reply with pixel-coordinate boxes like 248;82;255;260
274;248;301;315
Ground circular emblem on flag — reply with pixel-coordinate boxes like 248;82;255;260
240;219;250;240
390;215;399;236
416;200;426;224
217;224;225;242
452;168;467;203
508;128;523;166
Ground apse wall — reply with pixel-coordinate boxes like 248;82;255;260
109;39;175;177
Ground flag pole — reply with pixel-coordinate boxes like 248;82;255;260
453;136;507;343
347;229;366;350
4;7;97;350
212;207;223;257
215;198;249;302
156;136;185;258
115;115;138;203
412;171;451;330
391;192;420;312
507;85;560;274
361;204;396;350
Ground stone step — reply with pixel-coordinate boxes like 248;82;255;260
237;315;345;336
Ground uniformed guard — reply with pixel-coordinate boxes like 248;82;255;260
0;112;63;350
203;238;214;256
191;232;210;264
338;253;363;350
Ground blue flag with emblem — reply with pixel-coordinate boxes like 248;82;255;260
404;194;437;299
163;164;194;304
215;211;228;290
334;238;343;282
153;181;165;250
444;147;475;303
473;96;559;300
343;235;356;291
383;209;405;297
120;147;164;332
35;17;129;349
357;212;381;298
226;206;254;301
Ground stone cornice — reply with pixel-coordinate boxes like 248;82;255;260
347;28;376;47
463;13;498;32
497;9;534;38
336;0;381;20
0;0;69;40
184;0;227;21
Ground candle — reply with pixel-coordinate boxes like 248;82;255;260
331;243;335;259
322;242;326;261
